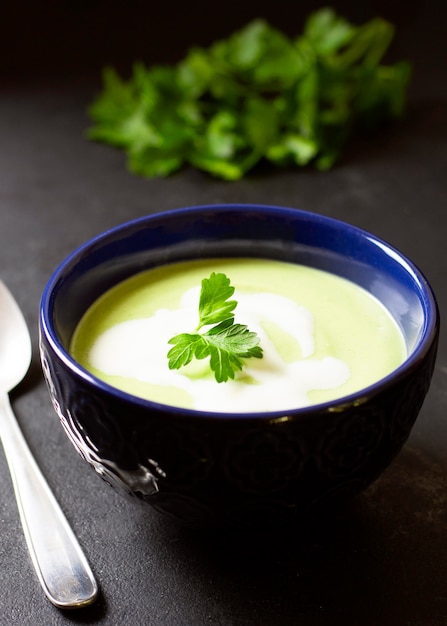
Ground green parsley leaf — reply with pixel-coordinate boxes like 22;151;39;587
166;333;206;370
87;9;411;180
167;273;263;383
198;272;237;329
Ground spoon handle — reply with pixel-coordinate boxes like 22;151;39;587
0;393;98;609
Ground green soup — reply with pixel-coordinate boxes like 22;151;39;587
70;258;407;412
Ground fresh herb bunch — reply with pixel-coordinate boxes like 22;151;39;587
87;7;411;180
167;273;263;383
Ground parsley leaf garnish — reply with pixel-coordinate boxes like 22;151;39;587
167;273;263;382
197;272;237;329
87;8;411;180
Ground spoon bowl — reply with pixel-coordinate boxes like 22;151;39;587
0;281;31;392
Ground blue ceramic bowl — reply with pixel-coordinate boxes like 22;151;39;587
39;205;439;528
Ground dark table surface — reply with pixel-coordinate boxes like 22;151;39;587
1;1;446;624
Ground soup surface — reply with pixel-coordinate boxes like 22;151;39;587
70;258;407;412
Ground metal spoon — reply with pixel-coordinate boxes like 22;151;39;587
0;280;98;609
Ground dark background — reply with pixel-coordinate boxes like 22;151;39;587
1;0;445;86
1;1;447;625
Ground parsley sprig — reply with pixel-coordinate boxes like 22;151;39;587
167;273;263;383
87;8;411;180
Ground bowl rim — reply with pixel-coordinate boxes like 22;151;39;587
39;203;440;420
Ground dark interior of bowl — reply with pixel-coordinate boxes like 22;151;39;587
43;205;434;361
